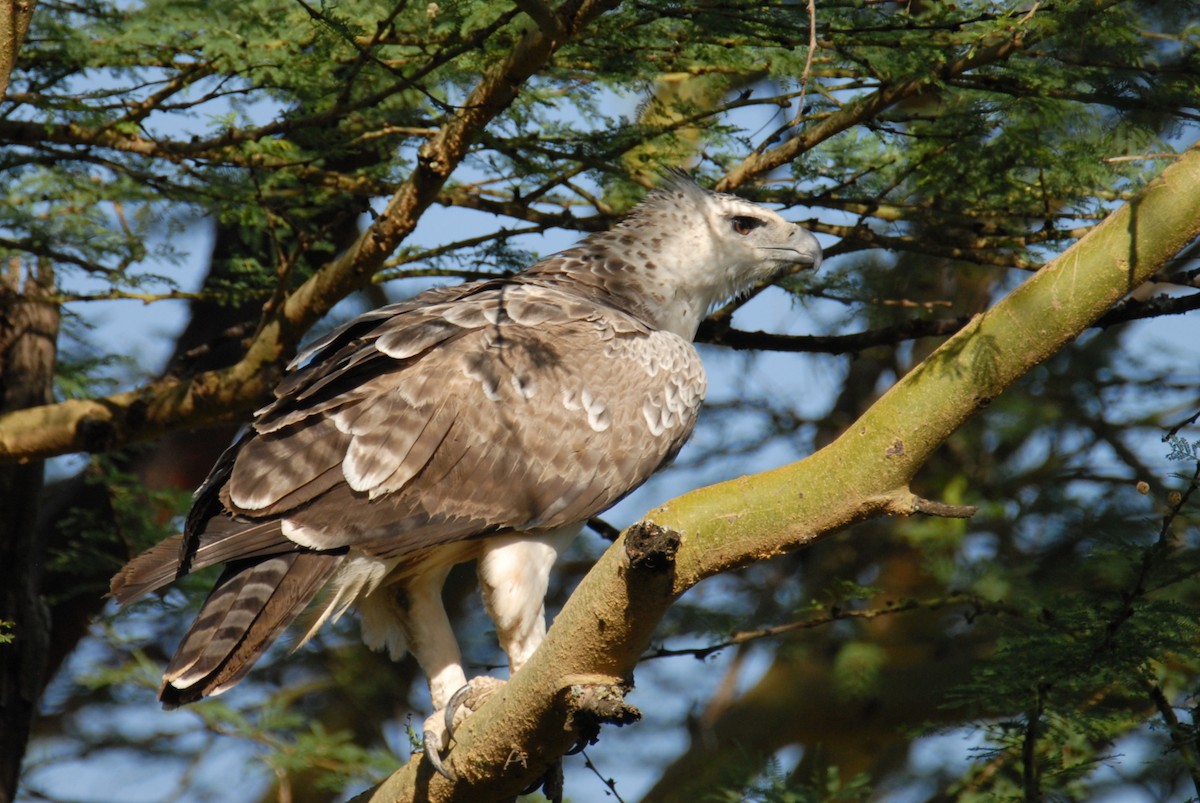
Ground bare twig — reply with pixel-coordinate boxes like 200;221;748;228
697;315;972;355
580;749;627;803
1022;685;1044;802
1142;675;1200;798
641;594;1018;661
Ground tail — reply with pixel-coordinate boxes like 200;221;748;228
160;550;345;707
109;516;346;707
110;517;297;605
110;535;189;605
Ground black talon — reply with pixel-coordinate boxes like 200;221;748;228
424;679;505;782
423;729;456;781
444;682;475;742
424;682;474;782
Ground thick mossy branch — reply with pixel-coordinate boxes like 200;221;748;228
356;145;1200;801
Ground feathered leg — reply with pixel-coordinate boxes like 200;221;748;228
477;525;581;673
420;525;580;781
391;561;472;780
399;562;468;710
447;526;581;796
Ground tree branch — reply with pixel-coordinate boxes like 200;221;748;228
0;0;622;464
715;0;1115;191
696;315;972;354
353;143;1200;800
641;593;1018;662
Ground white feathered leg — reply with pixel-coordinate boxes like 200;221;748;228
389;561;474;780
421;524;581;780
399;562;468;710
478;524;582;673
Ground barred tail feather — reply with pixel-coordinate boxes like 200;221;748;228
110;535;188;604
159;551;345;708
109;519;295;605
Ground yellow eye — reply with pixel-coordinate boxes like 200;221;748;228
731;216;763;235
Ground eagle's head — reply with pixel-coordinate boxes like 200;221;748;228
647;171;822;290
546;173;823;339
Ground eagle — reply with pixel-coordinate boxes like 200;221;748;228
111;174;822;776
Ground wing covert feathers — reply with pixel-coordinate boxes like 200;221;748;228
217;283;705;559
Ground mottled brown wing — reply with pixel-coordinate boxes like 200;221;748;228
112;281;504;604
220;281;707;559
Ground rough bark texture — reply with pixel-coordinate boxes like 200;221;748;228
0;0;36;100
0;259;58;803
353;144;1200;801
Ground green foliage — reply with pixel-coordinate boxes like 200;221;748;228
64;634;399;797
1167;436;1200;462
8;0;1195;315
46;455;192;603
926;445;1200;799
706;755;872;803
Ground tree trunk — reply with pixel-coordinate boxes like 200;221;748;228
0;0;36;100
0;259;58;803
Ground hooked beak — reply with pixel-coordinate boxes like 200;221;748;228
766;225;822;273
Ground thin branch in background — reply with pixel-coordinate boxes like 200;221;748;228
800;0;818;120
252;171;302;330
696;314;972;355
1097;291;1200;328
1142;672;1200;799
1111;461;1200;652
641;594;1022;662
751;0;818;156
290;0;467;113
168;321;257;376
378;223;550;276
1164;408;1200;442
2;289;215;305
333;0;412;107
579;749;627;803
586;517;621;542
